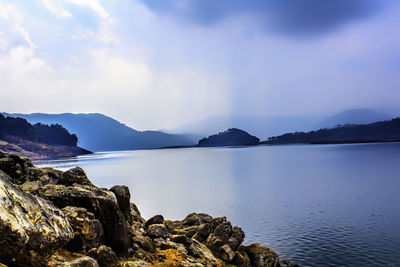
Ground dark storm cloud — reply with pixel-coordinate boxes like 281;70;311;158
140;0;387;36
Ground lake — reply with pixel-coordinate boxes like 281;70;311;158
35;143;400;266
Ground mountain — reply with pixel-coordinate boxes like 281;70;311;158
170;114;325;140
198;128;260;147
3;113;194;152
317;108;391;129
265;117;400;145
0;114;90;159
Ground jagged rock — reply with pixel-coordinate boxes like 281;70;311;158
147;224;168;238
58;167;94;186
0;151;33;184
62;206;104;251
70;256;100;267
228;226;245;251
233;251;251;267
145;215;164;228
280;259;300;267
0;171;74;266
187;239;218;266
182;213;213;227
88;245;121;267
130;203;145;223
152;238;187;254
38;184;129;254
110;185;132;222
132;229;155;252
220;244;235;262
120;260;149;267
245;243;280;267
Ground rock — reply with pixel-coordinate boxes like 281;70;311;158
88;245;121;267
147;224;168;238
110;185;132;222
228;226;245;250
70;256;99;267
280;259;300;267
59;167;94;186
62;206;104;251
182;213;213;227
219;244;235;262
187;239;218;266
120;260;149;267
130;202;145;223
0;151;33;184
152;238;187;254
144;215;164;229
38;184;129;254
233;245;251;267
171;235;193;248
245;243;280;267
132;232;155;252
0;171;74;266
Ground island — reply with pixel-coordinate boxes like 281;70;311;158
198;128;260;147
264;117;400;145
0;114;91;159
0;151;297;267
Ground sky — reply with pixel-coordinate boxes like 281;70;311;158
0;0;399;130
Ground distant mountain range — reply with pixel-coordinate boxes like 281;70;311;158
265;117;400;145
169;108;399;139
317;108;391;129
3;113;195;152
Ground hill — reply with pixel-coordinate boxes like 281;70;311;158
3;113;195;152
317;108;391;129
0;114;90;159
170;114;325;140
265;118;400;145
198;128;260;147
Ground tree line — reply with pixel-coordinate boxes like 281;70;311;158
0;114;78;146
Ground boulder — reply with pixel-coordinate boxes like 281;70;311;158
182;213;213;227
62;206;104;251
147;224;168;238
245;243;280;267
88;245;121;267
110;185;132;222
280;259;300;267
58;167;94;186
38;184;129;254
233;245;251;267
220;244;235;262
130;202;145;223
70;256;100;267
144;215;164;229
0;151;33;184
0;170;74;266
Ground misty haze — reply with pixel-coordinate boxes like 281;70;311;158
0;1;400;267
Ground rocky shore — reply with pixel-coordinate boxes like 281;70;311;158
0;151;298;267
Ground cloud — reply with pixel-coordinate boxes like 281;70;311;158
141;0;388;36
42;0;72;18
0;0;37;48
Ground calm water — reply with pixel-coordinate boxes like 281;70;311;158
35;143;400;267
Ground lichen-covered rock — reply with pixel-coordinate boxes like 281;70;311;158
220;244;235;262
0;170;74;266
0;151;33;184
147;224;168;238
233;245;251;267
245;243;280;267
110;185;132;222
130;202;145;223
58;167;94;186
62;206;104;251
88;245;121;267
70;256;99;267
38;184;129;254
280;259;300;267
145;215;164;229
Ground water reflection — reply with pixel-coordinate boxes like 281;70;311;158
36;143;400;266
